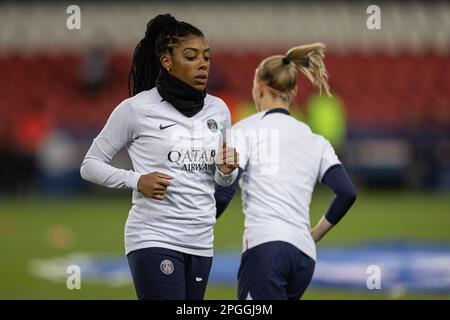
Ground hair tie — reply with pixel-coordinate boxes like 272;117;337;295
282;57;290;65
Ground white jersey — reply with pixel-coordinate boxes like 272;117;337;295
80;88;237;257
231;108;341;261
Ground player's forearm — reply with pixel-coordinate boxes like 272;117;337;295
214;168;242;218
80;156;141;190
312;165;357;243
322;165;357;224
214;166;238;186
311;216;334;243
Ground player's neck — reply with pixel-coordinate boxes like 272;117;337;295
259;99;290;112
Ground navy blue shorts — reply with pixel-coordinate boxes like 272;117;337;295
127;247;213;300
237;241;315;300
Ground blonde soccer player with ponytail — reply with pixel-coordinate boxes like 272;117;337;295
215;43;357;300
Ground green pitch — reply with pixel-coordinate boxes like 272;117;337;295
0;186;449;299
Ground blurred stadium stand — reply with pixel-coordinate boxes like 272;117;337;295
0;1;449;193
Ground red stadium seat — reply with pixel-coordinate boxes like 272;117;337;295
1;50;449;134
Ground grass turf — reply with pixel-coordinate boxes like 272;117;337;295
0;187;449;299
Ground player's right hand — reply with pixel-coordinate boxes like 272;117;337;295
137;172;173;200
216;140;239;175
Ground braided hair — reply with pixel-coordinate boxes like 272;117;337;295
128;14;204;96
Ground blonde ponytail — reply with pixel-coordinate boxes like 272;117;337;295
285;43;331;97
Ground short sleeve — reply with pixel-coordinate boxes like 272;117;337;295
318;138;341;182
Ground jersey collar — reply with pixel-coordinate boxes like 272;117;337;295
262;108;291;118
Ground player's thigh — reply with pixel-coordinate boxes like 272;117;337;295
127;247;186;300
185;254;213;300
237;241;289;300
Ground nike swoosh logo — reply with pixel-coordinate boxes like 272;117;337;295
159;123;177;130
195;277;203;282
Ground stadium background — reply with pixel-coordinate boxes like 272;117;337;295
0;0;449;299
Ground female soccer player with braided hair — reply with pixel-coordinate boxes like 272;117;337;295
80;14;239;300
215;43;357;300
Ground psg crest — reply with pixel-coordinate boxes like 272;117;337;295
207;119;218;132
160;259;174;275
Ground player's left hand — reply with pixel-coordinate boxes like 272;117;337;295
216;141;239;175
